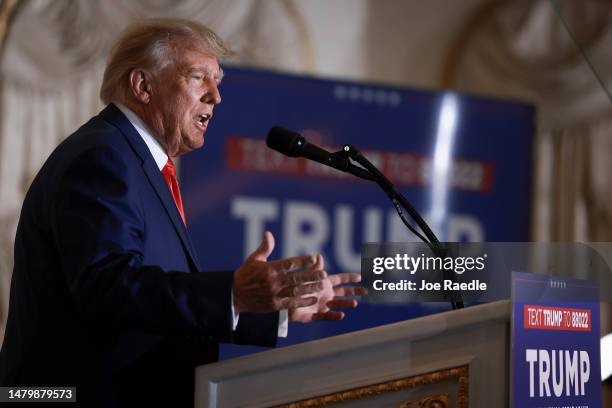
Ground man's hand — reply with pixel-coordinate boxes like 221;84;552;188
233;231;327;314
290;255;365;323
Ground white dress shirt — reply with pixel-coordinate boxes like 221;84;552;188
115;103;288;337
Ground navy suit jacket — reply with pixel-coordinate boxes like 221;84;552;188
0;104;278;407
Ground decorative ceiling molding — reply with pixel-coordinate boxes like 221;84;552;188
440;0;507;89
440;0;612;130
280;0;315;71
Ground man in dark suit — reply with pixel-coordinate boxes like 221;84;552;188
0;18;362;407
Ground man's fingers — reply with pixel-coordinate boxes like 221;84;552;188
246;231;275;262
328;272;361;286
312;311;345;321
280;296;317;309
327;299;358;309
310;299;357;321
286;268;327;285
333;286;367;297
316;254;324;270
278;281;324;298
269;254;318;273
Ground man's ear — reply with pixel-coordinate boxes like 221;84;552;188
128;69;153;104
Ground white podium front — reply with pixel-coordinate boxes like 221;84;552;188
195;300;511;407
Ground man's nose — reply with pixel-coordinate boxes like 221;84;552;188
202;82;221;105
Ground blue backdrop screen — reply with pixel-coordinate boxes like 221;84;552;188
181;67;535;359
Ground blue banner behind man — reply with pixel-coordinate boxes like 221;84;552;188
182;67;535;357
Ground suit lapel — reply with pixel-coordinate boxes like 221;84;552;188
99;104;202;271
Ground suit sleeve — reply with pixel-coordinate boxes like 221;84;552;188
233;313;279;347
52;145;234;342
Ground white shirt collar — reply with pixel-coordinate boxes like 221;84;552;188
115;103;168;171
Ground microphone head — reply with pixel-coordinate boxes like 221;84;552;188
266;126;306;157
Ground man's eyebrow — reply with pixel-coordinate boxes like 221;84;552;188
186;67;224;83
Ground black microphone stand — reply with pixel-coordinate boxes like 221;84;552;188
333;144;464;310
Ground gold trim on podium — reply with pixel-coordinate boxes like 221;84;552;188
276;365;469;408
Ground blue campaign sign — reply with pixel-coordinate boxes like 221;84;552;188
512;272;601;407
181;66;534;358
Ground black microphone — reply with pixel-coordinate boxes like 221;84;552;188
266;126;462;309
266;127;373;180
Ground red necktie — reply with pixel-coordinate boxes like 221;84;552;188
161;158;186;226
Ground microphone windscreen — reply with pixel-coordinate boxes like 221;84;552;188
266;127;304;157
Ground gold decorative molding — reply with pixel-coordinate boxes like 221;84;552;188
0;0;20;56
276;365;469;408
401;394;450;408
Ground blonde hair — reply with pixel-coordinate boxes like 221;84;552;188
100;18;231;104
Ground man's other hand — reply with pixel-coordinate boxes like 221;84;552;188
232;231;327;314
289;265;365;323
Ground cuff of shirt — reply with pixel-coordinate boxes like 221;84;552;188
231;290;289;337
231;289;239;330
277;310;288;338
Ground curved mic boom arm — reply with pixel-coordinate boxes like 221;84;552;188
339;144;464;310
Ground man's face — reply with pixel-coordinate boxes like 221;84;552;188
145;46;223;157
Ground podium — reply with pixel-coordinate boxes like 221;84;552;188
195;300;511;407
